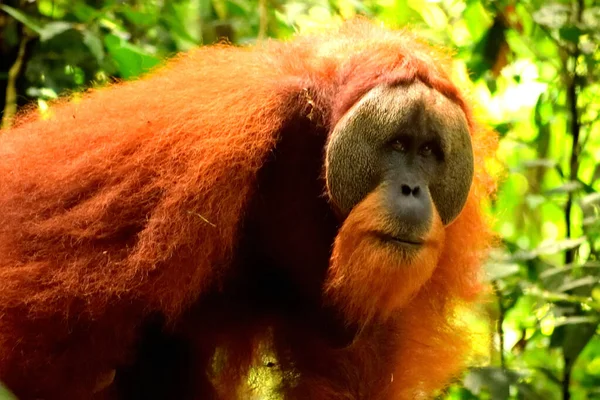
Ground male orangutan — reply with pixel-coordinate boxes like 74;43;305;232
0;20;496;400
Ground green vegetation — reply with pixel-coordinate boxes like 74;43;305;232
0;384;16;400
0;0;599;398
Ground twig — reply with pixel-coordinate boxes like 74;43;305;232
186;210;217;228
1;33;30;130
493;282;506;369
258;0;268;40
562;1;585;399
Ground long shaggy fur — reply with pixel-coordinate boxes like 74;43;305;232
0;20;496;399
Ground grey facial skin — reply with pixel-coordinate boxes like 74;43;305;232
326;81;474;239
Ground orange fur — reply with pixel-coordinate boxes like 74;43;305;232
326;189;445;324
0;20;496;399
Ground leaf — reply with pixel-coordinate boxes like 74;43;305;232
552;316;599;327
583;215;600;227
72;2;99;23
410;3;447;30
492;122;511;137
486;262;520;280
581;192;600;208
559;26;582;43
212;0;228;20
463;1;492;41
199;0;213;19
507;248;539;262
121;8;158;27
525;194;546;210
545;181;583;195
582;7;600;31
104;34;161;79
514;382;549;400
562;321;599;366
37;0;67;18
533;3;571;29
0;384;16;400
163;2;200;45
540;262;600;279
535;237;587;256
82;30;105;62
0;6;74;42
534;367;562;385
467;16;508;80
557;276;599;293
522;159;557;169
39;21;73;42
0;4;43;34
463;367;525;400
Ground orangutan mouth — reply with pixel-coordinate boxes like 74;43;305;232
375;232;424;247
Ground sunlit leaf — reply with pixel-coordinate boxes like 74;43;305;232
540;262;600;279
581;192;600;208
104;34;161;79
37;0;67;18
582;7;600;37
552;316;599;327
583;215;600;227
522;159;557;169
486;262;520;280
532;3;570;29
535;237;587;256
463;367;535;400
545;181;584;195
463;1;492;41
0;384;16;400
212;0;228;20
507;248;538;261
121;8;158;27
82;30;105;62
39;21;73;42
557;276;599;293
468;16;508;80
409;2;447;30
586;357;600;375
163;2;200;46
72;2;98;23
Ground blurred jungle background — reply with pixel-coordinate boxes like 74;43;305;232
0;0;599;399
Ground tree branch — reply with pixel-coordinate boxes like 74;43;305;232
562;1;585;399
1;33;30;130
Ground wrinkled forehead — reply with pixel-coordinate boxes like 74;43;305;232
333;81;469;144
356;82;466;128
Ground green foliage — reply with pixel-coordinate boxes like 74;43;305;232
0;0;599;398
0;384;16;400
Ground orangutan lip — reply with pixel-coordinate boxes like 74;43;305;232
375;233;424;246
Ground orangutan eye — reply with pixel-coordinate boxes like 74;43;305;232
420;144;432;157
391;139;407;152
